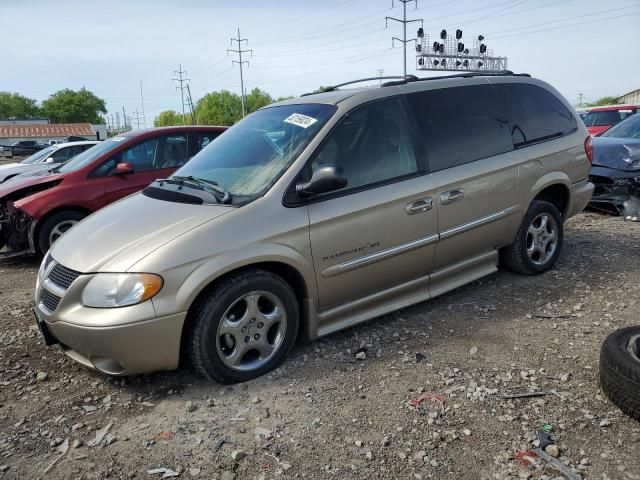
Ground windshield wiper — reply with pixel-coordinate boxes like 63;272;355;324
164;175;232;204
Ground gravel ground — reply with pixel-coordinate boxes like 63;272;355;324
1;212;639;480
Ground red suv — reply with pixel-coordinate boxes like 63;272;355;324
0;126;226;257
582;105;638;136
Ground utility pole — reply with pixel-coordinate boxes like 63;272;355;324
386;0;423;77
132;109;143;129
377;68;385;86
578;93;584;107
173;64;190;125
115;112;121;131
140;80;147;129
122;106;127;130
228;28;252;118
186;83;196;125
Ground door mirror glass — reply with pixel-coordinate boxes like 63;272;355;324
112;162;135;176
296;164;347;198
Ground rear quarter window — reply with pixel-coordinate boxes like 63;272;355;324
495;83;577;147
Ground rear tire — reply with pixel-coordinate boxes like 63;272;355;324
600;327;640;421
500;200;563;275
186;269;299;384
37;211;86;255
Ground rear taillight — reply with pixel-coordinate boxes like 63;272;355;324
584;135;593;164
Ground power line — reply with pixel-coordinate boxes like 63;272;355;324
172;64;190;125
386;0;423;76
485;4;640;36
489;11;639;40
228;28;252;117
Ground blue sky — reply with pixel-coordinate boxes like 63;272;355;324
2;0;639;125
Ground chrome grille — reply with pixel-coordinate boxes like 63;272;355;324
48;264;80;290
40;288;61;312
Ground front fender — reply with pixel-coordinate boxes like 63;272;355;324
178;244;316;312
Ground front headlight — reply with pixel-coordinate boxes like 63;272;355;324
37;253;51;281
81;273;163;308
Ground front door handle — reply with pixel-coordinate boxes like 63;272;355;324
406;197;433;215
440;189;464;205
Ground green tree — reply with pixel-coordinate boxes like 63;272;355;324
588;96;622;107
154;110;191;127
0;91;40;119
41;88;107;124
195;90;243;125
245;88;274;113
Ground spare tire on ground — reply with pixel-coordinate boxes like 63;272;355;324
600;326;640;421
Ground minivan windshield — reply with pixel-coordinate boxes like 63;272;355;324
20;146;56;164
600;113;640;139
56;137;125;173
172;104;336;199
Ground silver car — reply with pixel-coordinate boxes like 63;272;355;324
34;72;594;383
0;141;99;183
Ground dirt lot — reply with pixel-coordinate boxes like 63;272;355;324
1;212;639;480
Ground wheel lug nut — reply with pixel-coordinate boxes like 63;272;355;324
257;322;264;328
244;336;250;343
241;326;247;332
254;334;260;340
250;318;256;323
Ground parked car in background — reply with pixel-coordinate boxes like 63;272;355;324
34;72;593;383
582;105;638;136
9;140;49;157
587;113;640;219
0;126;226;258
0;141;99;183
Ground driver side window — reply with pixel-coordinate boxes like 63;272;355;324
93;138;159;177
310;98;418;192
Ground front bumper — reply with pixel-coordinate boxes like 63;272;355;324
41;311;187;375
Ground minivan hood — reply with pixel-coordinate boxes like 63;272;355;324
50;192;233;273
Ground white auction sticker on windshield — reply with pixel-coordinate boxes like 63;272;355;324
110;136;127;142
284;113;318;129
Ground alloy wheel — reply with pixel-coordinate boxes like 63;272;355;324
49;220;79;246
526;213;558;265
216;291;287;371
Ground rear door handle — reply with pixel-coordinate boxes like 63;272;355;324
406;197;433;215
440;189;464;205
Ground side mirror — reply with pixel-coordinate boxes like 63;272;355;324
112;162;134;176
45;157;55;163
296;164;347;198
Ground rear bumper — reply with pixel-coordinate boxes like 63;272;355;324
566;179;594;219
45;312;187;375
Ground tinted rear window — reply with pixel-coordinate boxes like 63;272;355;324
495;83;577;147
582;109;634;127
406;84;513;172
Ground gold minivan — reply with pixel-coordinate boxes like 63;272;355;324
34;72;594;383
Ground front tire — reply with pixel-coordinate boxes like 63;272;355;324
500;200;564;275
186;269;299;384
37;210;86;255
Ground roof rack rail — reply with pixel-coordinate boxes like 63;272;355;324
299;71;530;96
381;70;530;86
301;75;419;96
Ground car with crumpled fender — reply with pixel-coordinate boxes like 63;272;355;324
0;126;226;258
587;113;640;219
34;72;594;384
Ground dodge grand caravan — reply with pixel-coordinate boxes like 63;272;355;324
35;72;594;383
